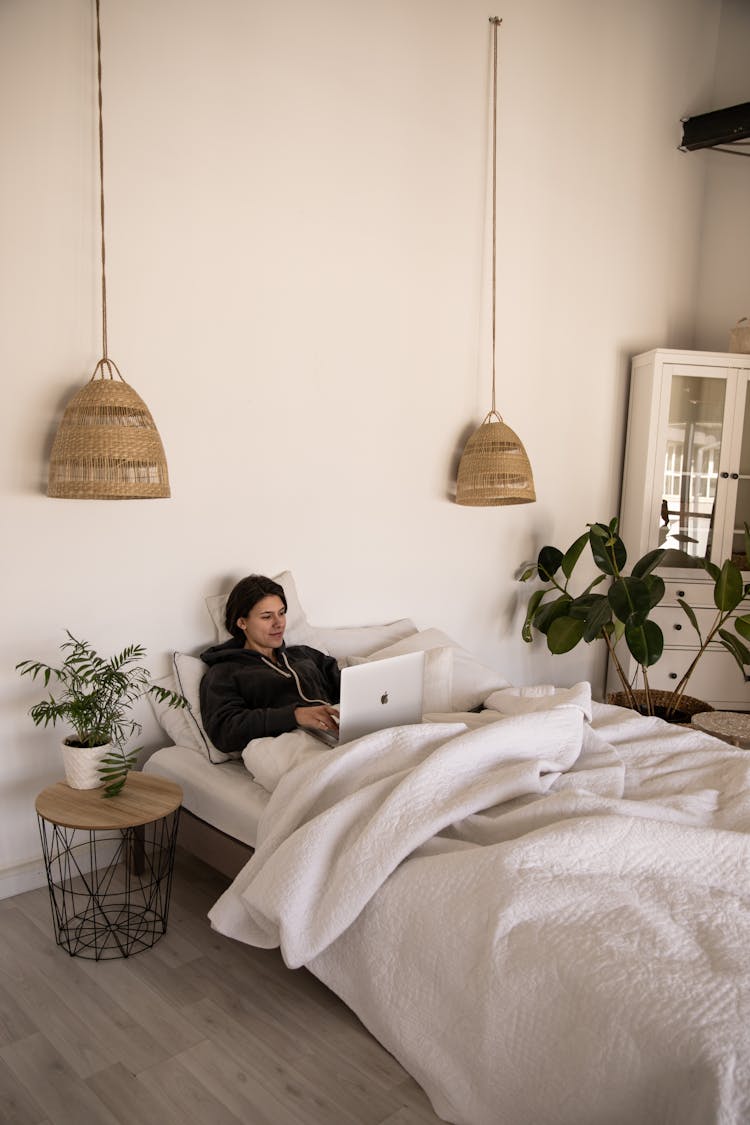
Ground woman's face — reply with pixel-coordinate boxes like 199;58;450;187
237;595;287;655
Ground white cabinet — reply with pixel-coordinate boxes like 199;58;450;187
614;348;750;710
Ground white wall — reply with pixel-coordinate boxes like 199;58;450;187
694;0;750;351
0;0;730;891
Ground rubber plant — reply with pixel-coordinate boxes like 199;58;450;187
17;632;186;796
519;517;750;720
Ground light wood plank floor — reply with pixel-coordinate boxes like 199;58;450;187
0;848;445;1125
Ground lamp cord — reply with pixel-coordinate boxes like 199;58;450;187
490;16;501;418
95;0;109;366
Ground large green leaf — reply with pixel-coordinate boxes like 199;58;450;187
624;619;664;667
734;613;750;642
718;629;750;672
631;548;666;579
522;588;546;643
678;598;701;638
567;593;614;641
589;527;626;576
608;576;652;625
561;533;589;580
582;595;614;642
547;615;585;654
532;595;573;635
567;594;600;619
537;546;563;582
714;559;744;612
643;573;665;610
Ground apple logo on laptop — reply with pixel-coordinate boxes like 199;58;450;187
380;691;389;705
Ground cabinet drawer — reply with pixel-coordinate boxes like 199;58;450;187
661;580;715;607
651;604;719;643
646;649;750;709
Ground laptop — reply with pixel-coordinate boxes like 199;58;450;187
313;650;426;746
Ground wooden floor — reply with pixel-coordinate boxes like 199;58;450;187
0;848;444;1125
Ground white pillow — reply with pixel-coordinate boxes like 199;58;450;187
353;628;510;712
205;570;322;649
350;644;454;713
314;619;418;661
171;652;239;764
149;671;202;753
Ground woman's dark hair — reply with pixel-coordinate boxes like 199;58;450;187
225;574;287;642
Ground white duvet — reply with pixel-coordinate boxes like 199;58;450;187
208;687;750;1125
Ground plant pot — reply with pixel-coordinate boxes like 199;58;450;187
607;690;714;726
60;740;111;790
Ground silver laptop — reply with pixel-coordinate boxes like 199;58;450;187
314;650;425;746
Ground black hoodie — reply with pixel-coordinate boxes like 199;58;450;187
199;638;341;755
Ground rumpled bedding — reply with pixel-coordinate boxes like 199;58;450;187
208;685;750;1125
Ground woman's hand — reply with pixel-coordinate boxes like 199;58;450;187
295;704;339;734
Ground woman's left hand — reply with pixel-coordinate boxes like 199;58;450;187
294;704;339;733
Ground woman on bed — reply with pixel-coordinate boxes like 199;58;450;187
199;574;341;754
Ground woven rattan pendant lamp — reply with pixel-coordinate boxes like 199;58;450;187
48;0;170;499
455;18;534;507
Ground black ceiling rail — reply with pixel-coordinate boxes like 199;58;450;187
680;101;750;156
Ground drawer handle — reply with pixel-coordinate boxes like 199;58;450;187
669;672;677;680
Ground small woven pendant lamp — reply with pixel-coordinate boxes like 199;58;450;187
48;0;169;500
455;18;534;507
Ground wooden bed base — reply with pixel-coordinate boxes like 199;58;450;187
177;809;254;879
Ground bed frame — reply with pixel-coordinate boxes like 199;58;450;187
177;809;254;879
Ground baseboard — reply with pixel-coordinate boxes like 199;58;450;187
0;856;49;899
0;837;123;902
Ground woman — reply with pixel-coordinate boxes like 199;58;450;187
199;574;341;755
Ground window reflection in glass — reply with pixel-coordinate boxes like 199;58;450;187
661;375;724;561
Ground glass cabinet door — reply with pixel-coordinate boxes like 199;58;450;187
659;371;726;564
733;373;750;568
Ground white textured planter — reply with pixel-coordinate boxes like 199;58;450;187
60;741;110;790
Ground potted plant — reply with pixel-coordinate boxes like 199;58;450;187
519;517;750;722
17;632;186;796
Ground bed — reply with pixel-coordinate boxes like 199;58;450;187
144;572;750;1125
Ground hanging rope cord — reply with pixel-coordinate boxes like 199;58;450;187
489;16;501;420
490;18;499;416
93;0;121;379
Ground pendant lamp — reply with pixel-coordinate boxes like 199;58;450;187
48;0;170;500
455;18;535;507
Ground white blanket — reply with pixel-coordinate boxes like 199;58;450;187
209;691;750;1125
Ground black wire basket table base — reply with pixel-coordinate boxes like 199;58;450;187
35;774;183;960
37;816;180;959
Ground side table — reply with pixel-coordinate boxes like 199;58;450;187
691;711;750;749
35;771;183;960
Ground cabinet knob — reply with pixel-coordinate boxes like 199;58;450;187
720;471;729;479
669;672;677;680
673;623;682;631
731;472;739;480
677;590;685;598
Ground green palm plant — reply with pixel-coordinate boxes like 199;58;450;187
17;632;186;796
519;517;750;719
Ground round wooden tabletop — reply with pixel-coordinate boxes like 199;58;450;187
35;771;183;830
692;710;750;749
